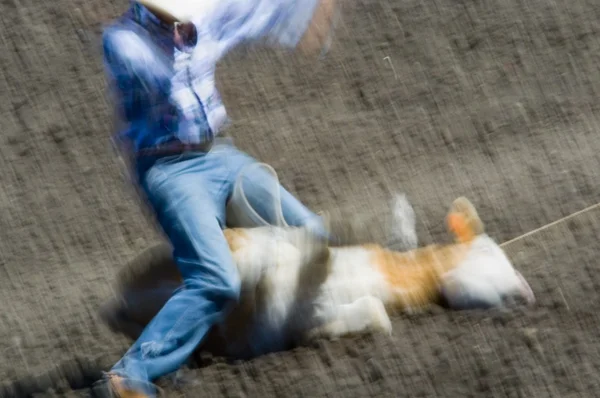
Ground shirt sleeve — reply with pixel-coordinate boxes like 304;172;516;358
102;25;171;124
102;21;178;175
191;0;322;59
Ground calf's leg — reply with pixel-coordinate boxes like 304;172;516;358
302;296;392;342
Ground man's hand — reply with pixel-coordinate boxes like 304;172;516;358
298;0;339;57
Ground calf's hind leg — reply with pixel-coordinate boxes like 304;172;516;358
98;242;181;340
99;281;180;341
303;296;392;342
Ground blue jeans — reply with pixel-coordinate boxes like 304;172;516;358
110;141;325;395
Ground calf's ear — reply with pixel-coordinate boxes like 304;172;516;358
446;197;484;243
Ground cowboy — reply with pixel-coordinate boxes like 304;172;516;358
96;0;338;396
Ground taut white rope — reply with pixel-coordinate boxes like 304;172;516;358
500;201;600;248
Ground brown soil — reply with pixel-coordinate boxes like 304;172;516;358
2;0;600;396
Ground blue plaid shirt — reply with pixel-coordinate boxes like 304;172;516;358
102;0;320;163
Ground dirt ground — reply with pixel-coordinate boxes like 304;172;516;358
2;0;600;396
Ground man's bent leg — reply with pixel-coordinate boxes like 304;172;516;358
109;155;240;394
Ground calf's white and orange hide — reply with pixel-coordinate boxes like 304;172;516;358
99;197;534;359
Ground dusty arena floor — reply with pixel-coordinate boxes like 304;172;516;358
2;0;600;396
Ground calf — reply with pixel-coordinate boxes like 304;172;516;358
99;196;534;359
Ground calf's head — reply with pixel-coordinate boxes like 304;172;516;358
440;197;535;310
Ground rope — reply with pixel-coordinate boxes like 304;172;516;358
230;162;289;228
500;201;600;248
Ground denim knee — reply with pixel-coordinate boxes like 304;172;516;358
221;274;242;303
185;271;241;305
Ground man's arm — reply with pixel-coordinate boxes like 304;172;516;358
194;0;339;59
102;25;171;126
102;24;172;178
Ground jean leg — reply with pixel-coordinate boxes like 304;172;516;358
110;155;240;393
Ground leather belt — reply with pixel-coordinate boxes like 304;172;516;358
135;140;214;157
